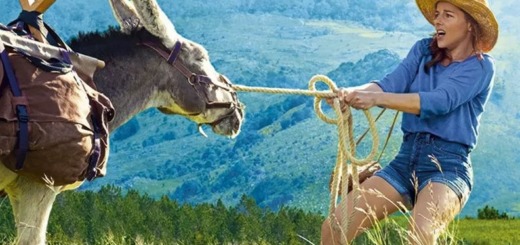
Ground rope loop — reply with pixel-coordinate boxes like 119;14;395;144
307;75;379;166
309;74;340;125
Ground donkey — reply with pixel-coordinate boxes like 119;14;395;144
0;0;244;244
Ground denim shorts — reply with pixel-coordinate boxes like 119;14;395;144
374;132;473;208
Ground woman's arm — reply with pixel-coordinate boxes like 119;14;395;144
343;83;420;115
373;92;420;115
329;39;431;114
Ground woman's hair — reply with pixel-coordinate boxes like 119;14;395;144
425;11;482;71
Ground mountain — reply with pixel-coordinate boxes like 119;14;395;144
1;0;520;217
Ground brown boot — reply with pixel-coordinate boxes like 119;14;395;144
329;161;382;195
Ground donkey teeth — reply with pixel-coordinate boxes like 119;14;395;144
198;124;208;138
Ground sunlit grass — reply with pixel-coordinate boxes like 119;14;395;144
456;219;520;245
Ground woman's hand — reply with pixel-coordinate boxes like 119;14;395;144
326;88;378;111
326;88;350;112
345;90;378;110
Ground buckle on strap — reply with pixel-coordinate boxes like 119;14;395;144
15;104;29;122
12;96;29;121
14;104;29;170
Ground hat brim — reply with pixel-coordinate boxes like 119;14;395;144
416;0;499;52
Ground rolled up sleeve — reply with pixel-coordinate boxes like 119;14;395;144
419;59;494;119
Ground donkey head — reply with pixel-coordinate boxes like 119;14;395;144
109;0;244;138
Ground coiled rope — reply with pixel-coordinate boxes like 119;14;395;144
232;74;380;230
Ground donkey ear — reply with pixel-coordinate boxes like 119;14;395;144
109;0;142;33
130;0;179;48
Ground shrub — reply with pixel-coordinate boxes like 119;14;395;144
477;205;510;220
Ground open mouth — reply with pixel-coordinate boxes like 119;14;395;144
437;30;446;38
206;108;243;138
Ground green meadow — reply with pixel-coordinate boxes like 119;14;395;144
1;187;519;244
455;219;520;245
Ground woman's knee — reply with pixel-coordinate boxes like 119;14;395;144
321;217;332;237
408;217;441;245
408;182;462;244
321;216;342;245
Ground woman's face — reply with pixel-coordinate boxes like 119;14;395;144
434;2;473;51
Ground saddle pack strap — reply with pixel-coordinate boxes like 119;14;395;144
0;40;29;170
7;11;75;74
21;50;73;73
8;10;71;51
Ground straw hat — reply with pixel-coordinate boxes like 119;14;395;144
416;0;499;52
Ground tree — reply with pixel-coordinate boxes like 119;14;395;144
477;205;510;220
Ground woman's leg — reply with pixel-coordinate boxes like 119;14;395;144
321;176;405;244
409;182;462;245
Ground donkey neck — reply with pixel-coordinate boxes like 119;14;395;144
70;29;168;130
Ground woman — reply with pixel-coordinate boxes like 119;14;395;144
321;0;498;244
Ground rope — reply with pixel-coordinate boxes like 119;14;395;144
232;74;380;230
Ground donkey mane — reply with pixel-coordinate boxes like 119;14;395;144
68;27;163;58
67;26;172;129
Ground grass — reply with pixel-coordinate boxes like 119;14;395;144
456;219;520;245
46;219;520;244
348;216;520;245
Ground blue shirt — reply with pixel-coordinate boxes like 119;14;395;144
374;38;495;149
